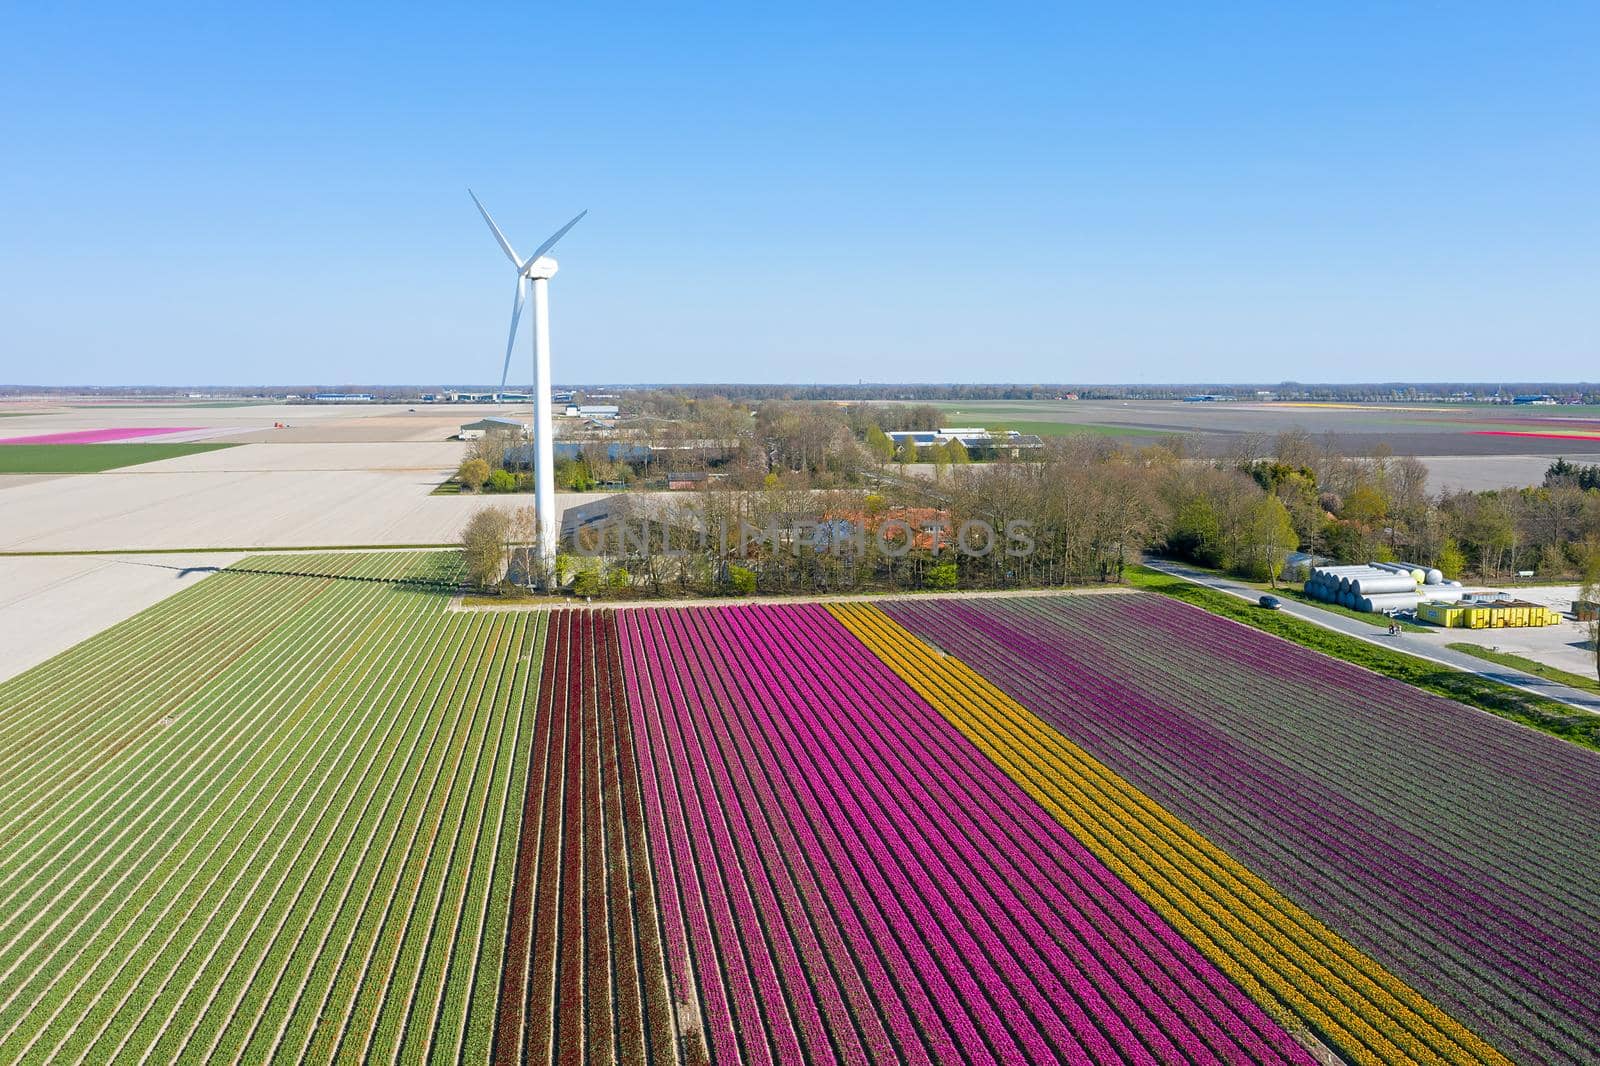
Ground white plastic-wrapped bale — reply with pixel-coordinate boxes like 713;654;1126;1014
1425;568;1444;585
1349;574;1419;597
1359;593;1422;613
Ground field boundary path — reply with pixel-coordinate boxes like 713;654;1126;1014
1143;558;1600;715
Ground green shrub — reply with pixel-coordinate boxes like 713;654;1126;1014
925;562;959;590
573;566;602;598
485;469;517;493
728;564;757;596
457;458;490;492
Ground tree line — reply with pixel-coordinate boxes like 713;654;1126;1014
460;416;1600;603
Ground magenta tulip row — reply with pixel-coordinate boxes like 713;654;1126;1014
614;602;1314;1064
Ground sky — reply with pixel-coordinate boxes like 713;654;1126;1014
1;2;1596;386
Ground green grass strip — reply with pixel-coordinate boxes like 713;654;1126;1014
1446;643;1600;696
0;442;238;473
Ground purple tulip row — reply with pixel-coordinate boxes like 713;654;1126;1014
1061;594;1600;960
614;603;1315;1064
1106;598;1600;941
883;594;1600;1066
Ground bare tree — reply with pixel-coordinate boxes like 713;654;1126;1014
467;425;522;472
1582;551;1600;683
461;507;512;590
507;504;545;588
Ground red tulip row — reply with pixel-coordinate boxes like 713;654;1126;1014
494;610;678;1065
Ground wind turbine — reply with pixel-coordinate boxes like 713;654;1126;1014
469;189;586;583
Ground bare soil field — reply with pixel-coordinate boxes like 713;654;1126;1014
0;467;614;552
0;551;244;683
131;441;468;472
0;402;604;553
1419;455;1585;493
0;401;518;446
935;400;1600;459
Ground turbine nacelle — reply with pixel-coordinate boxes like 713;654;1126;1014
520;256;558;280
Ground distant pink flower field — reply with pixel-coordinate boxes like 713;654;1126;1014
0;426;203;445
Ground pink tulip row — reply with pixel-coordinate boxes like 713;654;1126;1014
614;602;1316;1064
0;426;201;445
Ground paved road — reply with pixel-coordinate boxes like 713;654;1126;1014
1143;558;1600;715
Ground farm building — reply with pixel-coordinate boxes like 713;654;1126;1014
563;404;620;418
506;441;653;466
885;427;1045;460
457;416;527;441
666;471;710;490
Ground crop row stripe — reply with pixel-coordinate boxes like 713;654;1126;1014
0;561;404;989
291;611;511;1064
614;611;716;1066
134;585;484;1062
222;602;504;1063
930;596;1597;1058
493;611;680;1066
594;612;679;1062
316;612;516;1061
98;569;458;1062
762;604;1311;1065
2;562;431;1060
1080;596;1600;885
0;570;330;830
0;575;423;1061
829;603;1512;1066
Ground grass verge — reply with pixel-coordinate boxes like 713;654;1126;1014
1126;565;1600;751
1446;643;1600;696
0;442;238;473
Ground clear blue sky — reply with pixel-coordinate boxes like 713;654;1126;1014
2;2;1596;386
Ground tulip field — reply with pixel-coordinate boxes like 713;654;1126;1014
1;551;1595;1064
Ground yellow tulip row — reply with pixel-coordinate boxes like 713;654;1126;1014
829;603;1511;1066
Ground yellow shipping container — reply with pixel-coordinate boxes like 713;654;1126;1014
1418;602;1463;627
1463;606;1490;628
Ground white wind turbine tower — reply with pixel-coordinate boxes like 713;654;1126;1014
468;189;586;583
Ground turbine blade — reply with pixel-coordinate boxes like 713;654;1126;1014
468;188;521;266
500;277;526;390
519;209;587;271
